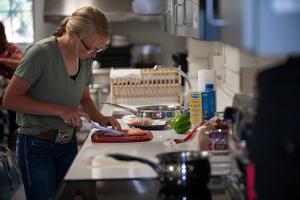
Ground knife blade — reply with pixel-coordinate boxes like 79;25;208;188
93;123;124;135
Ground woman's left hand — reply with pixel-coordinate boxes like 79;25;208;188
98;116;121;130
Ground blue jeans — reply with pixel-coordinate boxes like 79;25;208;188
16;134;78;200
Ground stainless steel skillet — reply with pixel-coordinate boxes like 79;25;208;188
101;102;184;120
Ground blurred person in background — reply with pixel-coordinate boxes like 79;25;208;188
0;21;23;149
2;6;120;200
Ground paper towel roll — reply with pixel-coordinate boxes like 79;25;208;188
197;70;216;91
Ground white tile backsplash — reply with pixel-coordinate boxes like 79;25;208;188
224;68;240;93
224;45;240;73
187;39;215;58
240;67;259;94
216;83;236;112
239;51;258;68
187;40;286;111
256;56;286;69
209;55;225;83
187;57;209;78
187;40;261;110
189;78;199;92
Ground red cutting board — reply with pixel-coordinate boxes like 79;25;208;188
91;130;153;143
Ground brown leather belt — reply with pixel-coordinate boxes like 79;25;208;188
35;128;76;144
36;131;56;140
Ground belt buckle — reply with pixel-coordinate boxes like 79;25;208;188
55;128;74;144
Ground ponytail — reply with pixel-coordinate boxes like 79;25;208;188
53;7;110;39
52;17;70;37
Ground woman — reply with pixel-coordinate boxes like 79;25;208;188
0;21;23;149
0;21;23;78
2;7;121;200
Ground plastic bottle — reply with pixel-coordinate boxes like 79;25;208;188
202;83;216;121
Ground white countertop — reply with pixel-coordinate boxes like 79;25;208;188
65;105;232;180
65;123;196;180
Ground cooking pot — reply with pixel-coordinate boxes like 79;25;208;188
107;151;211;189
102;102;186;120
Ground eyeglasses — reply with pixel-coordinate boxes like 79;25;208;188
79;38;108;55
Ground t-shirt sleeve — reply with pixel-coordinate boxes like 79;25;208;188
15;44;46;85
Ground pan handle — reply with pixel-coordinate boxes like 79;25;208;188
100;102;140;116
107;153;160;173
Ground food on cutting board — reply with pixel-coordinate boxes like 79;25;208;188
97;130;124;137
127;128;148;136
96;128;148;137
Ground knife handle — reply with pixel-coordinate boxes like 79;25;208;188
81;118;94;131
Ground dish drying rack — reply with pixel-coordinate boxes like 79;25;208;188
110;68;182;105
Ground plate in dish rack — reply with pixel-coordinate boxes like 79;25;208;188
122;115;167;130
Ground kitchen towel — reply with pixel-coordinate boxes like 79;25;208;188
197;69;216;91
110;68;142;79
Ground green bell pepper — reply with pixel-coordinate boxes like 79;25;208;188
170;113;191;134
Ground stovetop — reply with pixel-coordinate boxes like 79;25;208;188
54;176;244;200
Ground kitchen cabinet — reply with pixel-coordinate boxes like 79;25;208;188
175;0;198;38
163;0;300;55
162;0;221;41
163;0;176;34
220;0;300;55
44;0;159;22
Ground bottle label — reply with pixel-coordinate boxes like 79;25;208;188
202;90;216;120
189;91;202;126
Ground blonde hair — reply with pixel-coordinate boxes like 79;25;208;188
52;6;110;38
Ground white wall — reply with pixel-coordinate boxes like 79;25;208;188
33;0;186;66
187;39;286;112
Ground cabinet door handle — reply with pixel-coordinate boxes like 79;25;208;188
206;0;226;26
163;9;170;32
174;2;184;26
183;0;187;25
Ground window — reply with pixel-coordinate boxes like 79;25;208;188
0;0;34;44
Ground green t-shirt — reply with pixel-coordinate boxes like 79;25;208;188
15;36;93;135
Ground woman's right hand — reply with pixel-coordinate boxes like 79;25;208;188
58;107;90;129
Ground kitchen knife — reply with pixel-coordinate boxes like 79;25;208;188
81;118;124;135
